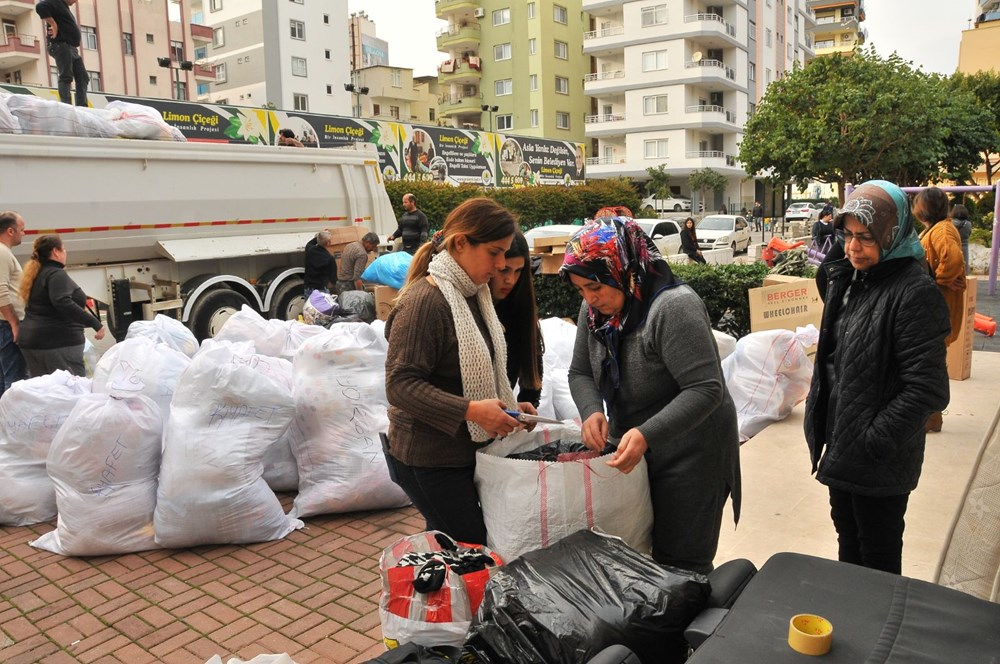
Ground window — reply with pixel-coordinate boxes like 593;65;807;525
748;62;756;80
88;71;101;92
765;28;772;47
197;83;210;95
555;76;569;94
195;45;208;60
291;57;307;77
325;49;331;60
529;73;538;90
390;106;400;119
494;43;511;61
326;84;333;94
497;114;512;130
170;40;184;62
81;26;97;50
842;6;854;17
748;20;756;40
530;109;539;127
642;50;668;71
146;33;154;44
213;27;224;47
290;20;305;40
553;4;568;24
373;103;381;115
554;40;568;59
528;38;536;54
210;0;222;11
391;69;401;86
215;62;227;82
644;139;668;159
527;2;535;18
149;75;157;85
429;109;436;121
641;5;667;27
748;102;756;117
493;8;510;26
555;111;570;129
495;79;512;96
643;94;668;115
765;68;772;84
293;94;308;111
174;81;187;100
122;33;133;56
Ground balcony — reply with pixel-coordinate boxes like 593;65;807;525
585;112;626;124
683;59;741;88
683;13;738;39
437;57;481;85
586;155;627;165
436;22;480;50
583;25;625;40
583;69;628;94
582;24;626;55
437;91;483;117
193;64;215;79
584;113;627;138
685;105;739;125
0;32;40;68
0;0;34;16
190;23;213;42
685;150;741;169
435;0;479;16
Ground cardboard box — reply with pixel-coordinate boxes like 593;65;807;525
532;235;571;254
946;276;977;381
763;274;810;287
539;254;564;275
748;276;824;356
325;225;370;255
375;286;399;321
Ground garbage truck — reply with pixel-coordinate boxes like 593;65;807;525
0;132;397;339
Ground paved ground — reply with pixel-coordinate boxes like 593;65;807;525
973;277;1000;353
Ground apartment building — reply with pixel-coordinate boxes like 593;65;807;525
193;0;350;115
348;11;389;71
0;0;211;101
435;0;589;143
353;65;440;125
958;0;1000;186
806;0;865;57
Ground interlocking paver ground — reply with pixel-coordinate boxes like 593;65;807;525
0;494;423;663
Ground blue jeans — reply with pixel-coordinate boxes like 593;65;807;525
48;41;89;106
0;321;26;397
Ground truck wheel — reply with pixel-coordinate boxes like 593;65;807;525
189;288;249;340
269;278;305;321
731;241;738;256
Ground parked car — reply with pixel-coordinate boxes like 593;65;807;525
785;202;819;222
636;219;683;257
641;195;693;213
523;224;585;252
696;215;752;255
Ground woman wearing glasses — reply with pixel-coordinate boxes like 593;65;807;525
562;217;740;578
805;180;950;575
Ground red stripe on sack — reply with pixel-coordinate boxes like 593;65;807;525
583;461;596;529
539;461;549;547
386;567;415;619
424;582;453;624
543;425;552;445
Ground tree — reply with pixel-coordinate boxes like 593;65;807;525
950;70;1000;184
644;164;671;199
738;48;986;201
688;168;727;210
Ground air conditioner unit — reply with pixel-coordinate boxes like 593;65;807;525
473;8;486;18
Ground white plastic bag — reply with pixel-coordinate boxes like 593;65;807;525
154;340;301;547
537;317;580;422
0;91;21;133
125;315;199;357
475;422;653;562
722;325;819;442
92;337;192;416
31;392;163;556
105;100;186;141
289;324;409;518
262;427;299;493
712;329;738;361
6;94;119;137
214;306;288;357
0;371;91;526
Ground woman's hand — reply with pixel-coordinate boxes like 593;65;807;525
607;428;648;474
517;402;537;431
94;327;106;341
466;399;520;439
581;412;608;451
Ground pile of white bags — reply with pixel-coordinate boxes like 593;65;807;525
5;94;119;138
125;314;199;357
92;337;192;415
289;324;408;517
722;325;819;442
475;422;653;562
154;340;301;547
31;392;163;556
536;317;580;422
105;101;186;141
215;305;324;359
0;371;91;526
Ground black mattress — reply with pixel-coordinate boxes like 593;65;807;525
687;552;1000;663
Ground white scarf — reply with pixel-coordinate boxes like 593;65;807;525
428;250;516;442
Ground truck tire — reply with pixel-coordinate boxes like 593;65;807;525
189;288;250;340
269;278;305;321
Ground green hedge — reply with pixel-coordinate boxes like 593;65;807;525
534;261;770;339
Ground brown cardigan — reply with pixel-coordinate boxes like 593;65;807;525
920;221;966;346
384;277;495;467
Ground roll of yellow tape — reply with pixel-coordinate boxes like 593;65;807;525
788;613;833;656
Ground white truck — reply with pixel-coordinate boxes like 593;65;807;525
0;133;397;339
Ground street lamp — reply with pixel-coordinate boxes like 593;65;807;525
344;83;369;118
157;56;193;100
481;104;498;132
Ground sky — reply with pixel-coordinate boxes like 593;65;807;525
345;0;974;78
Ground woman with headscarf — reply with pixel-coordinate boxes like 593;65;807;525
805;180;950;575
562;217;740;576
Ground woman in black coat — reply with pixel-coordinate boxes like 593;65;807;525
804;180;950;575
679;217;706;264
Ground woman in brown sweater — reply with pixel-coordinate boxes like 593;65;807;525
383;198;536;544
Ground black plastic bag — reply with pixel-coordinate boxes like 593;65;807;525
363;643;465;664
464;530;709;664
505;440;615;462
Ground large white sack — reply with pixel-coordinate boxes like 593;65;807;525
0;371;91;526
214;306;288;357
105;100;186;141
722;325;818;442
92;337;192;416
475;422;653;562
289;323;409;518
31;392;163;556
125;315;199;357
5;94;119;138
280;319;326;358
537;317;580;422
0;92;20;133
712;329;738;360
155;340;301;547
262;427;299;493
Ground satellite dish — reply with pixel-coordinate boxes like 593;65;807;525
692;51;703;62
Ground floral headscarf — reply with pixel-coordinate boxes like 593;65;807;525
834;180;924;263
559;217;680;408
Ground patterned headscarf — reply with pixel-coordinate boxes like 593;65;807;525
559;217;679;408
834;180;924;263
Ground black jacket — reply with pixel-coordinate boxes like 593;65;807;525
36;0;82;47
393;210;429;253
18;260;101;350
303;238;337;291
680;229;699;257
804;257;950;496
